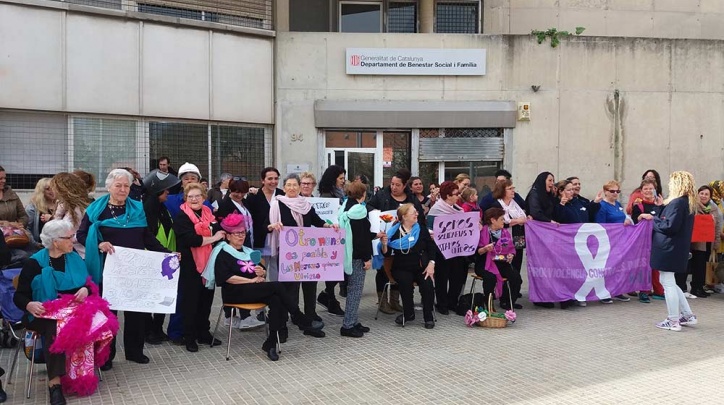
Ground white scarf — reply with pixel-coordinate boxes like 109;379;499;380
498;198;526;224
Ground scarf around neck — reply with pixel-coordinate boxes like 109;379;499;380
387;222;421;252
84;194;147;284
201;241;262;289
269;195;312;256
498;198;527;223
428;199;461;216
181;202;215;273
338;199;368;275
30;249;88;305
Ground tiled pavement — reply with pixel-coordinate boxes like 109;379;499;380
3;268;722;405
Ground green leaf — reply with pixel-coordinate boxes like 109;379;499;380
575;26;586;35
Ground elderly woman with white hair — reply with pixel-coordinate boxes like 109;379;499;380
15;219;118;404
77;168;170;370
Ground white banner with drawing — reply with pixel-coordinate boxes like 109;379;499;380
102;247;181;313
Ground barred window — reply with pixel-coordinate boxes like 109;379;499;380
149;122;210;181
210;125;266;185
73;118;140;185
388;1;417;33
435;1;479;34
0;112;68;190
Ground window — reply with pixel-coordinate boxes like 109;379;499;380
340;2;383;33
435;1;479;34
388;1;417;33
382;132;410;186
149;122;210;181
137;4;204;20
210;125;266;185
0;112;68;190
73;118;140;185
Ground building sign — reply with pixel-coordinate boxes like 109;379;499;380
346;48;486;76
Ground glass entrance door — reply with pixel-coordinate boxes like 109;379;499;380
326;148;376;186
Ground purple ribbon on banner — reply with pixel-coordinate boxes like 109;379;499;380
526;220;653;302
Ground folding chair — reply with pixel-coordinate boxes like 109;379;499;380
211;302;280;361
468;273;511;312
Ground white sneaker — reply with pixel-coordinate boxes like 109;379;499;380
656;318;682;332
238;315;266;329
679;314;698;326
224;316;241;328
577;301;587;307
714;283;724;294
684;292;698;299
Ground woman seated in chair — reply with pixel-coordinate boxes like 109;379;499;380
210;214;321;362
14;219;117;404
474;208;523;310
380;203;436;329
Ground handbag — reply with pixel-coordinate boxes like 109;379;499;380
513;235;526;249
1;223;30;248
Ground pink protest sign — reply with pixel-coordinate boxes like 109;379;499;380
432;212;481;259
278;227;346;282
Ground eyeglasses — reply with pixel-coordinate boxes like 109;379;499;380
57;236;73;240
187;195;204;200
606;189;621;194
301;182;316;186
232;176;247;181
230;231;246;237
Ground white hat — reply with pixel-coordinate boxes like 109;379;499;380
178;162;201;179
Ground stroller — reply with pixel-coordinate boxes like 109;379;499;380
0;266;23;348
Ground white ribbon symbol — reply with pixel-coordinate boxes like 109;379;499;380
574;223;611;301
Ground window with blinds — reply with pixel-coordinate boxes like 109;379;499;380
419;128;503;162
435;1;479;34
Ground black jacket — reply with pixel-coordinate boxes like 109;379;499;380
343;198;376;260
244;188;285;249
368;186;426;227
651;196;695;273
278;202;326;228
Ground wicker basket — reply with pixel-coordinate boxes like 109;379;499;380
477;291;511;328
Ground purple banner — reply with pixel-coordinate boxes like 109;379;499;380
432;212;481;259
278;227;346;282
526;220;653;302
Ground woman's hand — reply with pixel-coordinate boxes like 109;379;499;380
253;276;265;283
268;222;283;232
27;301;45;317
214;230;226;242
40;213;53;222
254;265;266;277
327;223;340;231
364;260;371;270
506;253;515;263
376;232;386;240
594;191;604;203
624;218;633;226
477;243;494;255
248;187;259;195
560;194;570;205
638;213;653;221
655;195;664;206
380;233;388;245
99;241;115;254
511;217;527;226
423;263;434;280
74;287;89;302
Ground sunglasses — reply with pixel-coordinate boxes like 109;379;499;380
606;189;621;194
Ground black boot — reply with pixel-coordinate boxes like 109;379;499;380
49;384;66;405
0;367;6;403
261;336;279;361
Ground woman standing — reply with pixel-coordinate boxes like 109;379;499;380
638;171;698;331
553;180;588;224
51;172;92;258
77;169;170;370
268;174;333;338
408;177;431;215
626;170;663;215
491;179;528;277
338;181;384;337
317;165;348;306
631;179;665;302
428;181;467;315
25;178;56;244
212;214;320;361
173;183;225;353
685;185;722;298
142;171;180;344
381;203;436;329
526;172;557;223
0;165;29;226
475;208;522;310
297;172;324;323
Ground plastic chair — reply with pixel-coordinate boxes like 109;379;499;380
211;302;280;361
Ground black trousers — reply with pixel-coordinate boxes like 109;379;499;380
434;256;468;311
147;313;165;335
100;283;147;360
689;249;709;291
27;317;64;380
285;281;318;316
222;282;298;332
511;248;524;274
392;267;434;321
180;267;214;341
475;256;522;305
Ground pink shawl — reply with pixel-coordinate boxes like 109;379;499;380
268;195;311;256
40;279;118;396
180;202;214;273
478;226;516;298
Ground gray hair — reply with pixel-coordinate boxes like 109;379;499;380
105;168;134;189
283;173;301;187
40;219;74;249
219;173;233;182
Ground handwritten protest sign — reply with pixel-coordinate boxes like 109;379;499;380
279;227;346;282
369;209;398;233
307;197;340;224
102;247;180;313
432;212;480;259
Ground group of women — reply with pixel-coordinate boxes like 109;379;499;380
0;160;713;403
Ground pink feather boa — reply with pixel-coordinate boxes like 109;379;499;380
40;277;119;396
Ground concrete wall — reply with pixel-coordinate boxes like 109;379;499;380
485;0;724;40
276;32;724;198
0;2;274;124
